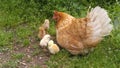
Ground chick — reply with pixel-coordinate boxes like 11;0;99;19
40;34;51;47
38;19;50;39
48;40;60;54
43;19;50;30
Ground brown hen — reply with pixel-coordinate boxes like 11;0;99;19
53;6;113;55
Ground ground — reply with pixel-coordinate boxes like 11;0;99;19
0;0;120;68
0;27;50;68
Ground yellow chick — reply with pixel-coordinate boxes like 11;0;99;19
48;40;60;54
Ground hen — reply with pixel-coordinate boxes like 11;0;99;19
53;6;113;55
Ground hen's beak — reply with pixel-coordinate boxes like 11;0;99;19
52;14;56;20
53;11;60;22
52;11;57;20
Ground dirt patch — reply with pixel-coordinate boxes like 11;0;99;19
0;52;11;65
0;36;51;68
14;37;50;68
14;45;50;68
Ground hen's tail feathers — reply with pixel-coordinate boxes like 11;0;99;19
87;6;113;39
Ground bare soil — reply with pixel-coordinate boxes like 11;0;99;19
0;36;51;68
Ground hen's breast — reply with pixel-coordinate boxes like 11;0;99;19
56;27;69;48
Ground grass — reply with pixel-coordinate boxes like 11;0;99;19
1;60;19;68
0;0;120;68
11;53;24;60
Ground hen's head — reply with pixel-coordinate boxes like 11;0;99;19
53;11;74;29
53;11;71;22
53;11;61;22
